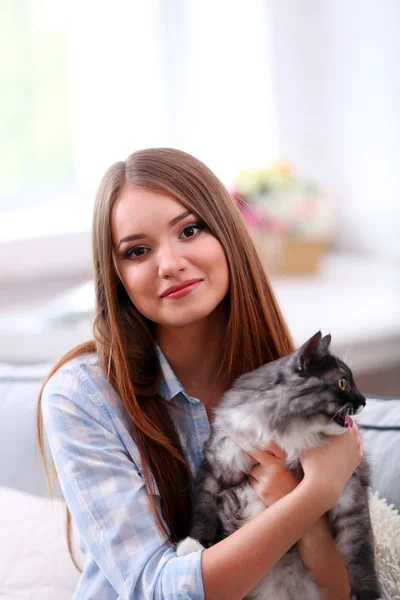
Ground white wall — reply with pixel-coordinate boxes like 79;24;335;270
268;0;400;258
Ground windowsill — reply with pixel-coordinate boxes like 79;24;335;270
0;230;93;284
0;195;94;284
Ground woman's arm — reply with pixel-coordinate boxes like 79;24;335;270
42;369;206;600
247;445;351;598
227;430;363;600
297;514;351;600
201;477;337;600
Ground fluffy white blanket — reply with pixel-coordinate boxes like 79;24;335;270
369;491;400;600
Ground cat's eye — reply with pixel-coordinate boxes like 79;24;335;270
338;378;348;391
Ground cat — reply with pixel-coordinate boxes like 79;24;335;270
176;331;380;600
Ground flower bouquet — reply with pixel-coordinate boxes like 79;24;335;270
232;161;335;274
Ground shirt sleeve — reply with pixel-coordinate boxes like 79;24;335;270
41;367;205;600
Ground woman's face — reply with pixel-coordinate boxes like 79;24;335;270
111;184;230;330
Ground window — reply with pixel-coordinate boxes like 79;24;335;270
1;0;279;279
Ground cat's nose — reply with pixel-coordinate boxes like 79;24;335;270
354;394;366;414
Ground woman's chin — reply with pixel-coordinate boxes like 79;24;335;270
161;315;210;329
157;306;218;330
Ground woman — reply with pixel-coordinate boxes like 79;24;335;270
37;147;362;600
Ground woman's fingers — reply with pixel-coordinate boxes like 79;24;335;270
235;439;287;463
249;460;299;506
234;440;263;462
250;461;274;482
266;440;286;460
246;446;275;465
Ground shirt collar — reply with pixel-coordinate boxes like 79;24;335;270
156;344;200;405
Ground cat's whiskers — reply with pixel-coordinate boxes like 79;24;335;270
330;405;346;423
343;345;352;365
347;360;369;377
344;403;353;425
339;346;368;378
329;403;352;425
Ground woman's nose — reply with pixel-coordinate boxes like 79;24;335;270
157;244;185;279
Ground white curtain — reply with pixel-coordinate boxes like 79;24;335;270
71;0;278;189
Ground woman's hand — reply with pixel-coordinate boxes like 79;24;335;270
301;420;364;508
242;441;300;507
239;420;363;510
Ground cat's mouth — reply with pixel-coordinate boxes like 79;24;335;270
332;405;356;428
333;412;350;427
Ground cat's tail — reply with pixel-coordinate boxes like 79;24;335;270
188;458;223;548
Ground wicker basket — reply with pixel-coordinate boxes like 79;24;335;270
251;232;328;275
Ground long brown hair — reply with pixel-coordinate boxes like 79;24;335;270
37;147;294;571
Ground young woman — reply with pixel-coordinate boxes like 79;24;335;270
37;147;362;600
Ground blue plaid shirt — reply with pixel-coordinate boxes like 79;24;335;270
42;348;211;599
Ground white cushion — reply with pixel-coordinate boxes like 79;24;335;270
0;363;62;498
0;486;83;599
357;396;400;511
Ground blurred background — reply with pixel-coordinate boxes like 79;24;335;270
0;0;399;395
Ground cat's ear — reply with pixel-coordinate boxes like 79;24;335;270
296;331;331;371
320;333;332;353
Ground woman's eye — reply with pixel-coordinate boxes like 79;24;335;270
338;377;348;391
125;246;148;259
180;223;203;239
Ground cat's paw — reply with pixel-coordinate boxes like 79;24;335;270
176;537;205;556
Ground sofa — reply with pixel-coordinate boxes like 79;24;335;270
1;362;400;599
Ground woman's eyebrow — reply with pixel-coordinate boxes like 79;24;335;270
117;233;146;249
117;210;193;249
169;209;192;227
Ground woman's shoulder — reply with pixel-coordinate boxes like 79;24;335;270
57;351;102;374
43;351;108;403
41;350;124;431
40;351;133;462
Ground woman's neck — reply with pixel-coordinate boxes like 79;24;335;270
156;307;228;408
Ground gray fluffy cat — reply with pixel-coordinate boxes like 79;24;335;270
177;331;380;600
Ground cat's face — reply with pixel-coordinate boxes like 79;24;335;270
226;332;366;450
284;347;366;435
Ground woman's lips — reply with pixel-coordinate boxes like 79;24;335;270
162;280;202;299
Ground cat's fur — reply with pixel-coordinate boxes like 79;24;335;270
177;332;380;600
